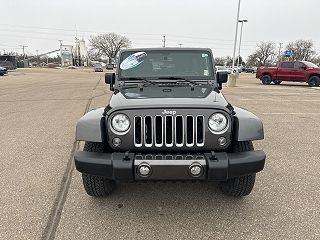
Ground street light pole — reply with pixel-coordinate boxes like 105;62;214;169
237;19;248;69
231;0;241;74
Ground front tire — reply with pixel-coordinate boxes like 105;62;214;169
308;76;320;87
261;75;272;85
82;142;115;197
82;173;115;197
219;141;256;197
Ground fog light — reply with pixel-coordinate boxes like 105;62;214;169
112;137;122;147
189;163;203;177
138;164;151;177
218;137;227;146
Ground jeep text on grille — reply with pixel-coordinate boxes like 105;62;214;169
74;48;266;198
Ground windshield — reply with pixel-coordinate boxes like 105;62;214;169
119;50;213;80
302;61;319;68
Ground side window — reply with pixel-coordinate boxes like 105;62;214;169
294;62;305;69
281;62;294;68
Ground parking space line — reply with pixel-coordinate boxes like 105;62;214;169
41;77;103;240
241;99;320;102
263;113;320;115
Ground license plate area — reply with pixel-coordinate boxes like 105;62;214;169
134;154;206;180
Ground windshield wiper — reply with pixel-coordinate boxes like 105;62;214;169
157;77;199;86
121;77;158;85
119;77;159;90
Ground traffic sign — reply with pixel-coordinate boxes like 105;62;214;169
284;50;294;57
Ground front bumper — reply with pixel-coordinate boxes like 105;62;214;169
74;151;266;181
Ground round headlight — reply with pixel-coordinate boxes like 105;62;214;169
208;113;228;133
111;114;130;132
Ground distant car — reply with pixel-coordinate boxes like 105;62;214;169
244;66;257;73
94;64;103;72
106;64;114;70
0;66;8;76
215;66;231;74
226;66;242;73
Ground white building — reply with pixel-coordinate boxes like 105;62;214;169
73;38;88;66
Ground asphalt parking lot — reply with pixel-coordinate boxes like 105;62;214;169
0;68;319;240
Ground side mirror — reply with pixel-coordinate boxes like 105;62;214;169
217;72;228;89
302;66;307;70
105;73;115;91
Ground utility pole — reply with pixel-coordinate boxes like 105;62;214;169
162;35;166;48
237;19;248;69
278;42;283;62
58;40;63;66
178;43;183;48
19;45;28;59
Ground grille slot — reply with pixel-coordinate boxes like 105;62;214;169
144;116;153;147
134;115;204;148
196;116;205;146
175;116;184;147
134;117;142;147
165;116;173;146
155;116;163;147
186;116;194;147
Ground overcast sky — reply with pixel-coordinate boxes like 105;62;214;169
1;0;320;60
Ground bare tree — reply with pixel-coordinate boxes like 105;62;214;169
214;57;226;66
215;56;244;66
247;41;276;66
286;40;315;61
311;55;320;66
89;33;131;63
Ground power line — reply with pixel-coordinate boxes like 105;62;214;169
0;23;260;43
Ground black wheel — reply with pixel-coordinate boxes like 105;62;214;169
0;73;4;76
82;142;115;197
273;80;282;85
308;76;320;87
219;141;256;197
261;75;272;85
82;173;115;197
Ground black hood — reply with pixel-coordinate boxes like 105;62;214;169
108;86;228;110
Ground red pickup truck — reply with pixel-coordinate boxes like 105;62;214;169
256;61;320;87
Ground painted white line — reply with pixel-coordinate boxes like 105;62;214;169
263;113;320;115
241;99;320;102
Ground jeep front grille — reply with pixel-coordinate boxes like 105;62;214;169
134;115;205;147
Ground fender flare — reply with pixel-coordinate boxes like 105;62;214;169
233;107;264;141
76;107;105;142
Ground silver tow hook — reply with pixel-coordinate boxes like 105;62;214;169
189;163;203;177
137;163;152;177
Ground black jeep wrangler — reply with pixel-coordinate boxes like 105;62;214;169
74;48;266;197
